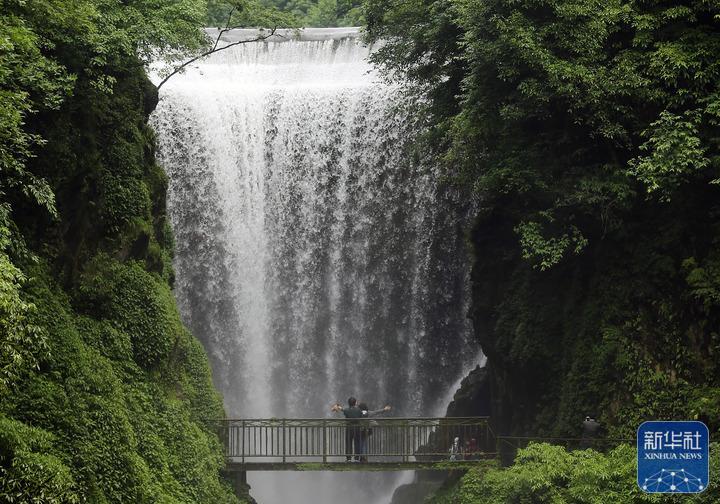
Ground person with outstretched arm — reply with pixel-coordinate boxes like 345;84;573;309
358;402;391;462
331;397;363;461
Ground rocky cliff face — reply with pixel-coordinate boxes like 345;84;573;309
445;365;491;419
466;187;720;441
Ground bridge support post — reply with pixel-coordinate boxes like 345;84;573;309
226;469;248;499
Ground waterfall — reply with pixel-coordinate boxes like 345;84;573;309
150;27;479;504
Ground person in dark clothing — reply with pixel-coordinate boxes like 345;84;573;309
357;402;391;462
464;438;478;460
331;397;363;461
580;416;601;449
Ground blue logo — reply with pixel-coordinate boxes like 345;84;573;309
637;421;709;493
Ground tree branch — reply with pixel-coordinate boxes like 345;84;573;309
157;24;280;90
212;7;237;51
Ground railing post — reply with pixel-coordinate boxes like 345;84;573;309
403;420;409;462
282;419;286;463
241;420;245;464
221;420;229;457
322;420;327;463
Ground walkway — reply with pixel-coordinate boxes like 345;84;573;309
218;417;496;472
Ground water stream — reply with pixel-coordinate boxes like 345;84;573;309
150;27;479;504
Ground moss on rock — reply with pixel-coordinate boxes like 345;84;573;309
0;64;246;503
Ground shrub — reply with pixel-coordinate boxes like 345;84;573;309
77;255;180;369
430;443;720;504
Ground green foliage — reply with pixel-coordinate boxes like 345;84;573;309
77;255;180;369
629;111;710;201
307;0;340;27
0;0;209;222
0;252;46;393
0;264;236;502
429;442;720;504
683;254;720;311
365;0;465;130
367;0;720;260
0;1;249;501
0;415;80;504
689;387;720;435
515;219;587;271
0;4;70;217
208;0;362;27
0;207;48;394
99;176;152;233
366;0;720;441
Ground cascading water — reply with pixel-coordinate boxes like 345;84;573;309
150;27;480;504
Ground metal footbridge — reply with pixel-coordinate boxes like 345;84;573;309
219;417;496;473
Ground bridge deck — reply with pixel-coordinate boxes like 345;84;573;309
218;417;495;472
225;459;497;471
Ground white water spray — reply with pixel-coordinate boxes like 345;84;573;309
151;27;479;504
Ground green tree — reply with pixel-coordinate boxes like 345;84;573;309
0;206;48;395
0;0;208;220
307;0;339;27
365;0;720;441
367;0;720;268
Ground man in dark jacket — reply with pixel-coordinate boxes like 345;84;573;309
332;397;363;461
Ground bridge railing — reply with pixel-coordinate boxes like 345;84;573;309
218;417;493;463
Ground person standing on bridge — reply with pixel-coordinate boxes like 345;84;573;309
331;397;363;461
580;415;601;449
358;402;391;462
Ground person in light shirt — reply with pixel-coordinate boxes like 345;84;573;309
331;397;363;461
357;402;391;462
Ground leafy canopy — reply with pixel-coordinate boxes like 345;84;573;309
0;0;210;219
366;0;720;270
429;442;720;503
208;0;364;27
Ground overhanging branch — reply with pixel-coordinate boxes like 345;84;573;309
157;15;280;90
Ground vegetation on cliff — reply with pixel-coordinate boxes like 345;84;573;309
0;0;261;501
428;442;719;504
365;0;719;499
366;0;720;437
208;0;363;28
